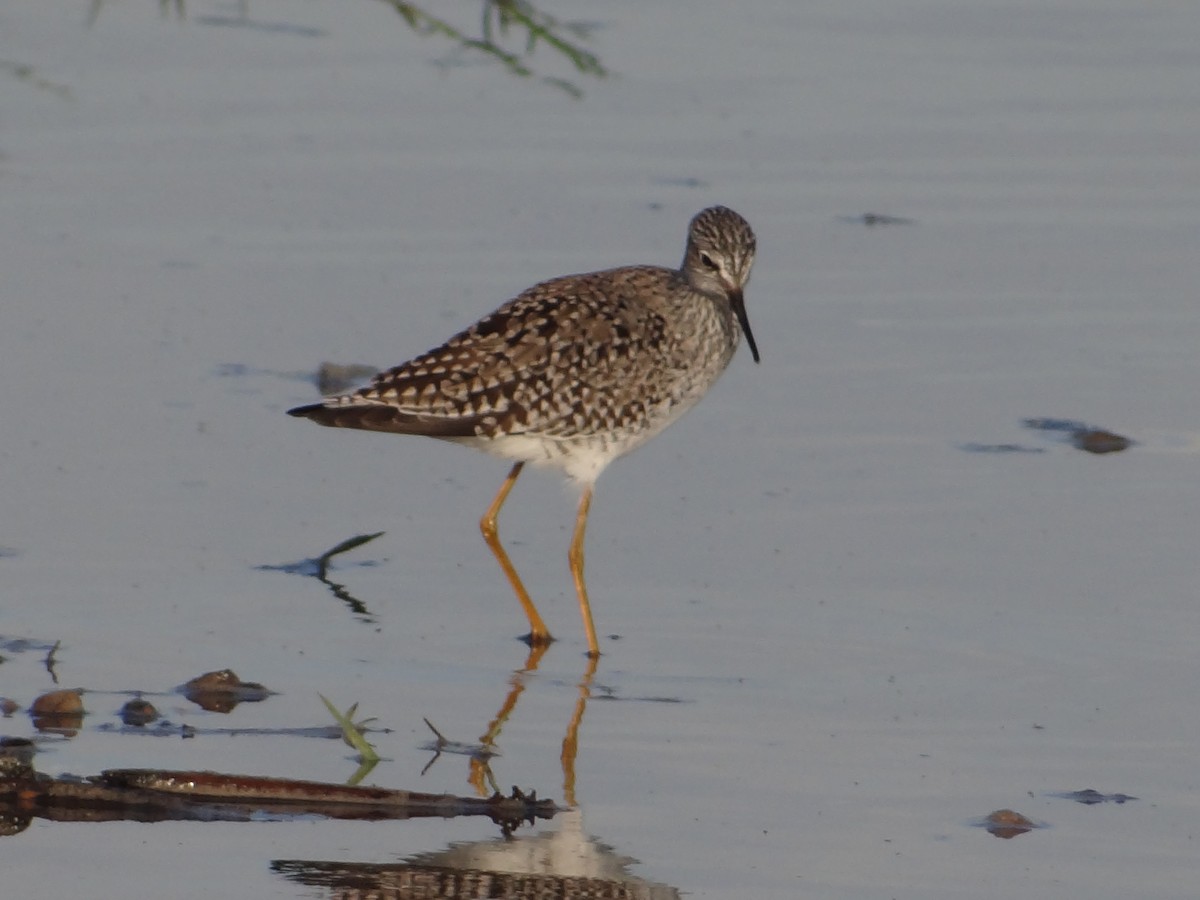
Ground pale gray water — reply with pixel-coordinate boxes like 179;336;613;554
2;1;1198;897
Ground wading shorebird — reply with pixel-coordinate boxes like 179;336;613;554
289;206;758;657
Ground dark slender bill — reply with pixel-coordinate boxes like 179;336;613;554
730;290;760;363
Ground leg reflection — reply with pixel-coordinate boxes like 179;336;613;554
467;646;597;804
560;654;597;807
468;643;549;796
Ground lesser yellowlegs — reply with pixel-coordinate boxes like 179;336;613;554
289;206;758;657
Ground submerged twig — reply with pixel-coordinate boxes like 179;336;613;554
44;640;62;684
420;717;498;778
384;0;606;97
315;532;385;580
81;1;607;97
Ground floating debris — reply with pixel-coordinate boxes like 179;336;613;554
651;176;708;188
29;689;85;734
1022;418;1134;454
590;684;689;703
978;808;1039;839
182;669;272;712
838;213;915;226
260;531;385;580
214;361;375;392
421;717;499;776
258;532;385;622
965;419;1135;456
1050;788;1138;805
316;362;379;397
1071;429;1132;454
959;442;1045;455
0;637;58;654
120;698;160;727
28;691;84;720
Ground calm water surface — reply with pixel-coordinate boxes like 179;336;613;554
2;1;1198;897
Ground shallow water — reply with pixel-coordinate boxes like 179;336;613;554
2;1;1199;897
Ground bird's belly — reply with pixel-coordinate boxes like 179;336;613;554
457;392;707;488
453;432;631;488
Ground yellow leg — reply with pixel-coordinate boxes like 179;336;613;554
480;462;552;646
568;487;601;658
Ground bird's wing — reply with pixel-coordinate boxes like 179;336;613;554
290;268;674;439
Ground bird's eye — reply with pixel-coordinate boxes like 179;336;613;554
699;253;719;270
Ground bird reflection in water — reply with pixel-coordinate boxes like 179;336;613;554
274;647;679;899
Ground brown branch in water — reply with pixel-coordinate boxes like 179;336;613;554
0;759;559;832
